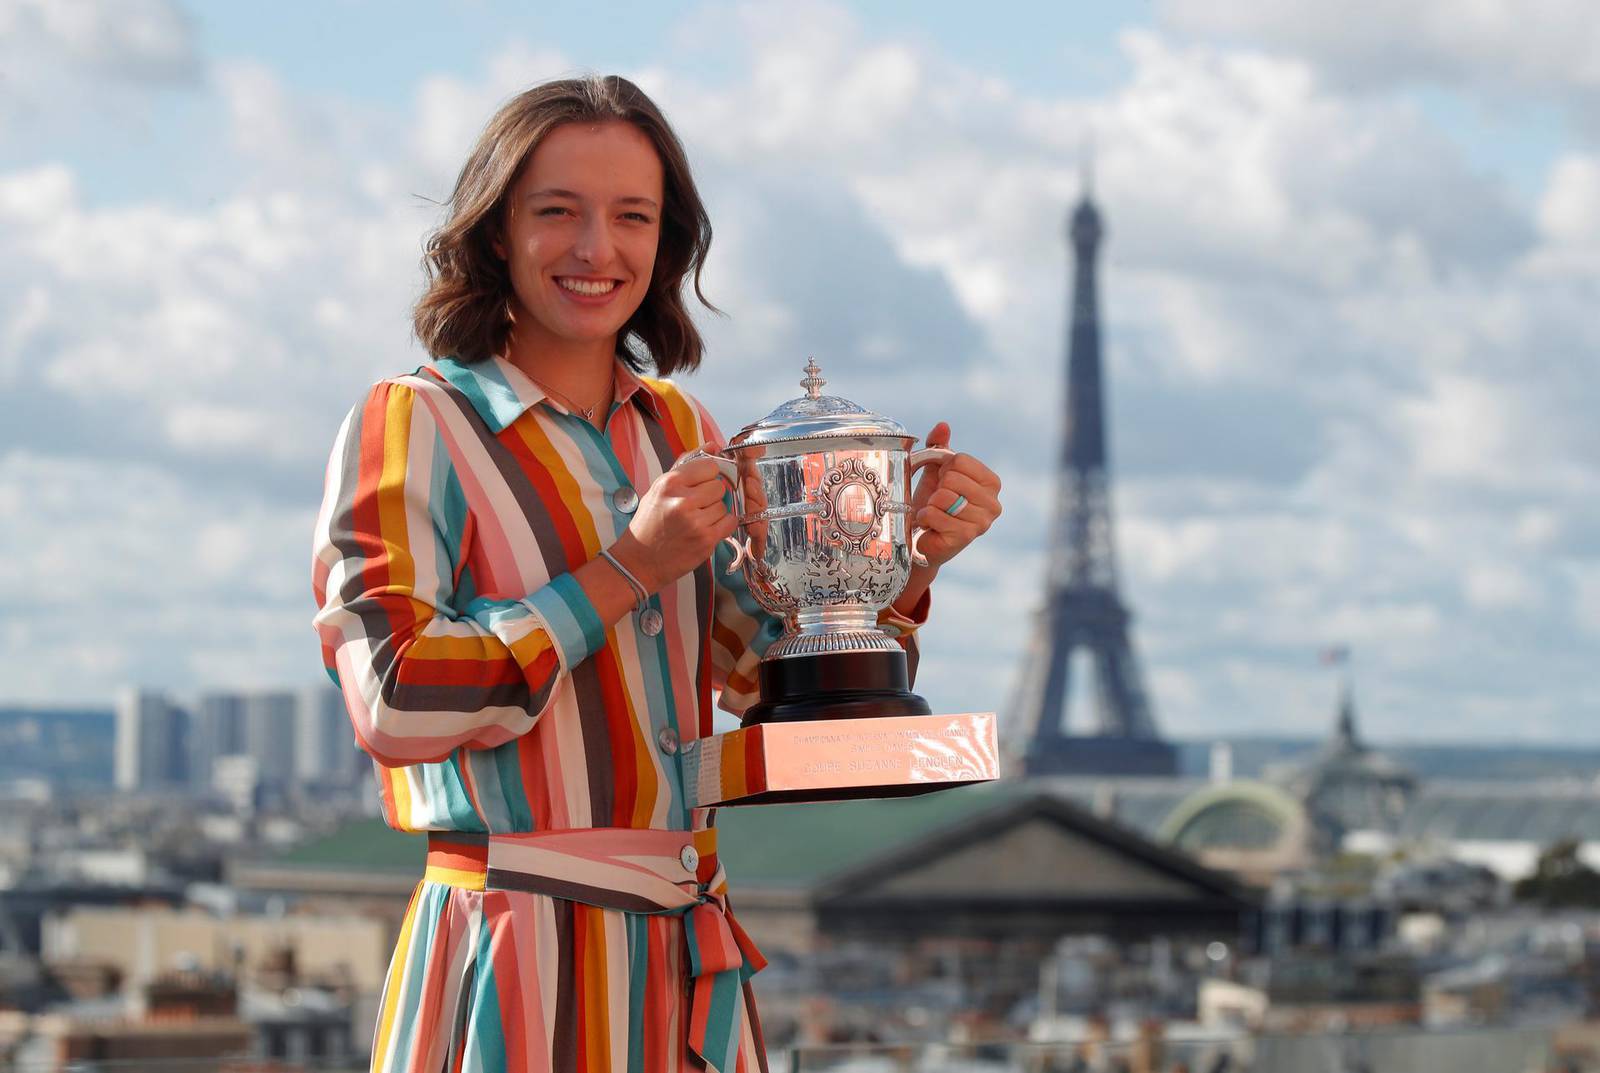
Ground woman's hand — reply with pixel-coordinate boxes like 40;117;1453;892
608;455;738;594
908;422;1002;571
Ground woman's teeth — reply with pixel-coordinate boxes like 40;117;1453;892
558;278;618;296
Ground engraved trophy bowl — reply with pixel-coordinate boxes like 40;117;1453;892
684;359;951;724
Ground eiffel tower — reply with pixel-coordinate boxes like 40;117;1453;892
1008;189;1179;777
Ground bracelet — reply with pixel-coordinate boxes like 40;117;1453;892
599;548;649;607
600;547;664;637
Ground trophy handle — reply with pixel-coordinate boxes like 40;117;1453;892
675;447;739;487
722;533;753;574
907;447;953;567
677;449;746;572
908;446;954;475
909;526;934;567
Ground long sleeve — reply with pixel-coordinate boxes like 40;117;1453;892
708;533;787;715
311;381;606;766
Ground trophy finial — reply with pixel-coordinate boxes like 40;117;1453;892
801;358;826;400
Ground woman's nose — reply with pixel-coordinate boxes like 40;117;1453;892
573;216;614;266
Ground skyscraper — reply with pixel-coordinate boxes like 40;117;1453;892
296;684;364;784
241;691;297;791
114;689;187;791
190;692;248;791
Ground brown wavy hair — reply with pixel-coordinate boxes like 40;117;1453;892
413;75;716;375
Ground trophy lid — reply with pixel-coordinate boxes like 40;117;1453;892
727;359;912;449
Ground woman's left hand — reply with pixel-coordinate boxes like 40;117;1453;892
908;421;1002;571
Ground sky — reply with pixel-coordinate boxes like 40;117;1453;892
2;0;1599;747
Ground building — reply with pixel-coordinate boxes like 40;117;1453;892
295;684;364;787
1009;188;1178;777
189;693;247;792
41;905;390;996
113;689;187;792
1266;683;1418;852
241;692;297;793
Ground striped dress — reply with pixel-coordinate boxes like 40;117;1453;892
311;354;924;1073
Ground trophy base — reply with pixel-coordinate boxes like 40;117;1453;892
742;649;932;726
682;711;999;807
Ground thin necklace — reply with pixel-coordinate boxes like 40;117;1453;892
531;374;611;424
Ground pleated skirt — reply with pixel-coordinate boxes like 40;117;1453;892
368;878;769;1073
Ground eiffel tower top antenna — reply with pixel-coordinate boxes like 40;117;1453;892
1082;129;1095;199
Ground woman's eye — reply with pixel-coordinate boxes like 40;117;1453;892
622;212;654;224
536;205;572;217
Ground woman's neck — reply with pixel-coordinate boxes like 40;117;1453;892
503;330;617;421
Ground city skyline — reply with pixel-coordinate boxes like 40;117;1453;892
2;2;1598;743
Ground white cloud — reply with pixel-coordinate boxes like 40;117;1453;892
0;451;315;701
1157;0;1600;95
0;0;198;140
1570;564;1600;637
2;1;1598;746
1464;564;1542;612
1538;153;1600;245
0;0;198;83
0;137;426;467
411;43;575;180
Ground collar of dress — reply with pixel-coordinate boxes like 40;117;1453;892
428;353;666;434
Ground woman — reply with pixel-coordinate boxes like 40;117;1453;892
312;75;1001;1073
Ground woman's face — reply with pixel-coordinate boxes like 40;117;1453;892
498;120;664;362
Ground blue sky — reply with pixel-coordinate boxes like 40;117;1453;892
3;0;1599;747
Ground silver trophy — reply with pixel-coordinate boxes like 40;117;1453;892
687;360;951;724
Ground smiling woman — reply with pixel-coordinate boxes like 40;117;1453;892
311;75;799;1073
310;72;996;1073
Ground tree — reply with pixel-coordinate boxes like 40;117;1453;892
1513;839;1600;908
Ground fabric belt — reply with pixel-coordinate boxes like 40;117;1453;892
424;828;765;1073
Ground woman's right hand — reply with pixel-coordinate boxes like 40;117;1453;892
607;456;737;594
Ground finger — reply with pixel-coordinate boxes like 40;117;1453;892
695;496;733;523
681;477;730;509
913;427;953;492
925;498;993;538
946;452;1000;491
916;503;983;538
930;486;989;519
669;456;727;487
937;470;1002;514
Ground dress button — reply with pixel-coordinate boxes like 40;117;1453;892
679;845;700;873
613;486;639;514
657;726;679;756
639;608;663;636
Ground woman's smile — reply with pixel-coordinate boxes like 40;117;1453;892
554;275;623;299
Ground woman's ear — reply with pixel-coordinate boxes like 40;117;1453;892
491;230;507;260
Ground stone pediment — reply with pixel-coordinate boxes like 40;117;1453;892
856;815;1198;901
816;794;1247;910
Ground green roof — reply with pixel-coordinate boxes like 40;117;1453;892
272;819;425;871
271;782;1029;886
715;782;1028;885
